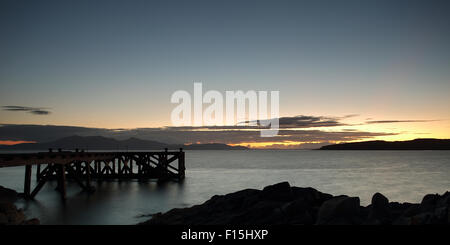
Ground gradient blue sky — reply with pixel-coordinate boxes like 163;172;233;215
1;0;450;145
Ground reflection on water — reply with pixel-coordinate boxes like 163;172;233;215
1;150;449;224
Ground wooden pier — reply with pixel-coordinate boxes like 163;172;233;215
0;149;185;200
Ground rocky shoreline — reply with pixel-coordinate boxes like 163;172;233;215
0;186;39;225
140;182;450;225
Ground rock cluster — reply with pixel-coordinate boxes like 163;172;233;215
0;186;39;225
140;182;450;225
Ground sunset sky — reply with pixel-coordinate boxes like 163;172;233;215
1;0;449;148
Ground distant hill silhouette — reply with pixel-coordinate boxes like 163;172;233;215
320;139;450;150
0;135;248;151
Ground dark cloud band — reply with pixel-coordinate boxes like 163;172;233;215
0;123;396;147
0;114;436;148
2;106;51;115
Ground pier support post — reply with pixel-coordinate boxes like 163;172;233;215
112;159;116;175
56;164;67;200
24;165;32;197
178;149;185;180
129;157;133;175
76;161;81;176
86;161;92;190
118;157;122;179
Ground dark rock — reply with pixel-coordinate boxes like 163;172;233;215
402;203;421;217
372;192;389;208
316;195;361;225
281;199;314;224
436;192;450;208
0;202;16;213
23;218;40;225
368;192;391;224
432;206;448;224
204;189;260;212
140;182;449;225
392;216;412;225
410;212;433;225
448;208;450;224
0;213;8;225
0;186;40;225
231;200;285;225
261;182;293;202
0;202;25;225
281;199;309;216
420;193;439;212
0;186;18;204
358;206;370;221
291;187;333;206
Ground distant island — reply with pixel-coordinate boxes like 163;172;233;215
320;139;450;150
0;135;248;151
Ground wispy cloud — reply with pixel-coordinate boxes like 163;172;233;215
2;106;51;115
365;120;437;124
163;115;350;130
240;115;359;128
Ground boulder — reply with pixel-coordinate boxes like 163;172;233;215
281;199;314;224
0;202;16;213
368;192;391;223
432;206;448;224
0;202;26;225
436;192;450;208
231;200;285;224
316;195;361;225
402;203;421;217
420;193;439;212
23;218;40;225
410;212;433;225
260;182;294;202
204;189;260;212
0;186;18;204
448;208;450;224
392;216;412;225
0;213;8;225
0;186;40;225
291;187;333;206
372;192;389;208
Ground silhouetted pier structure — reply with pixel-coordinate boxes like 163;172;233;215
0;149;185;200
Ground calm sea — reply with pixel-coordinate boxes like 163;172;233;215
0;150;449;225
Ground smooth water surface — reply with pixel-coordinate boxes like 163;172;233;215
0;150;449;224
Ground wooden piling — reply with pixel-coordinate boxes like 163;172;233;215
24;165;32;197
57;164;67;200
178;150;185;180
85;161;92;190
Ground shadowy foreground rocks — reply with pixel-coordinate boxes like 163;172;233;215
0;186;39;225
140;182;450;225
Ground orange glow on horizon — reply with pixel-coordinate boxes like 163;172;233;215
229;141;335;149
0;140;36;145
